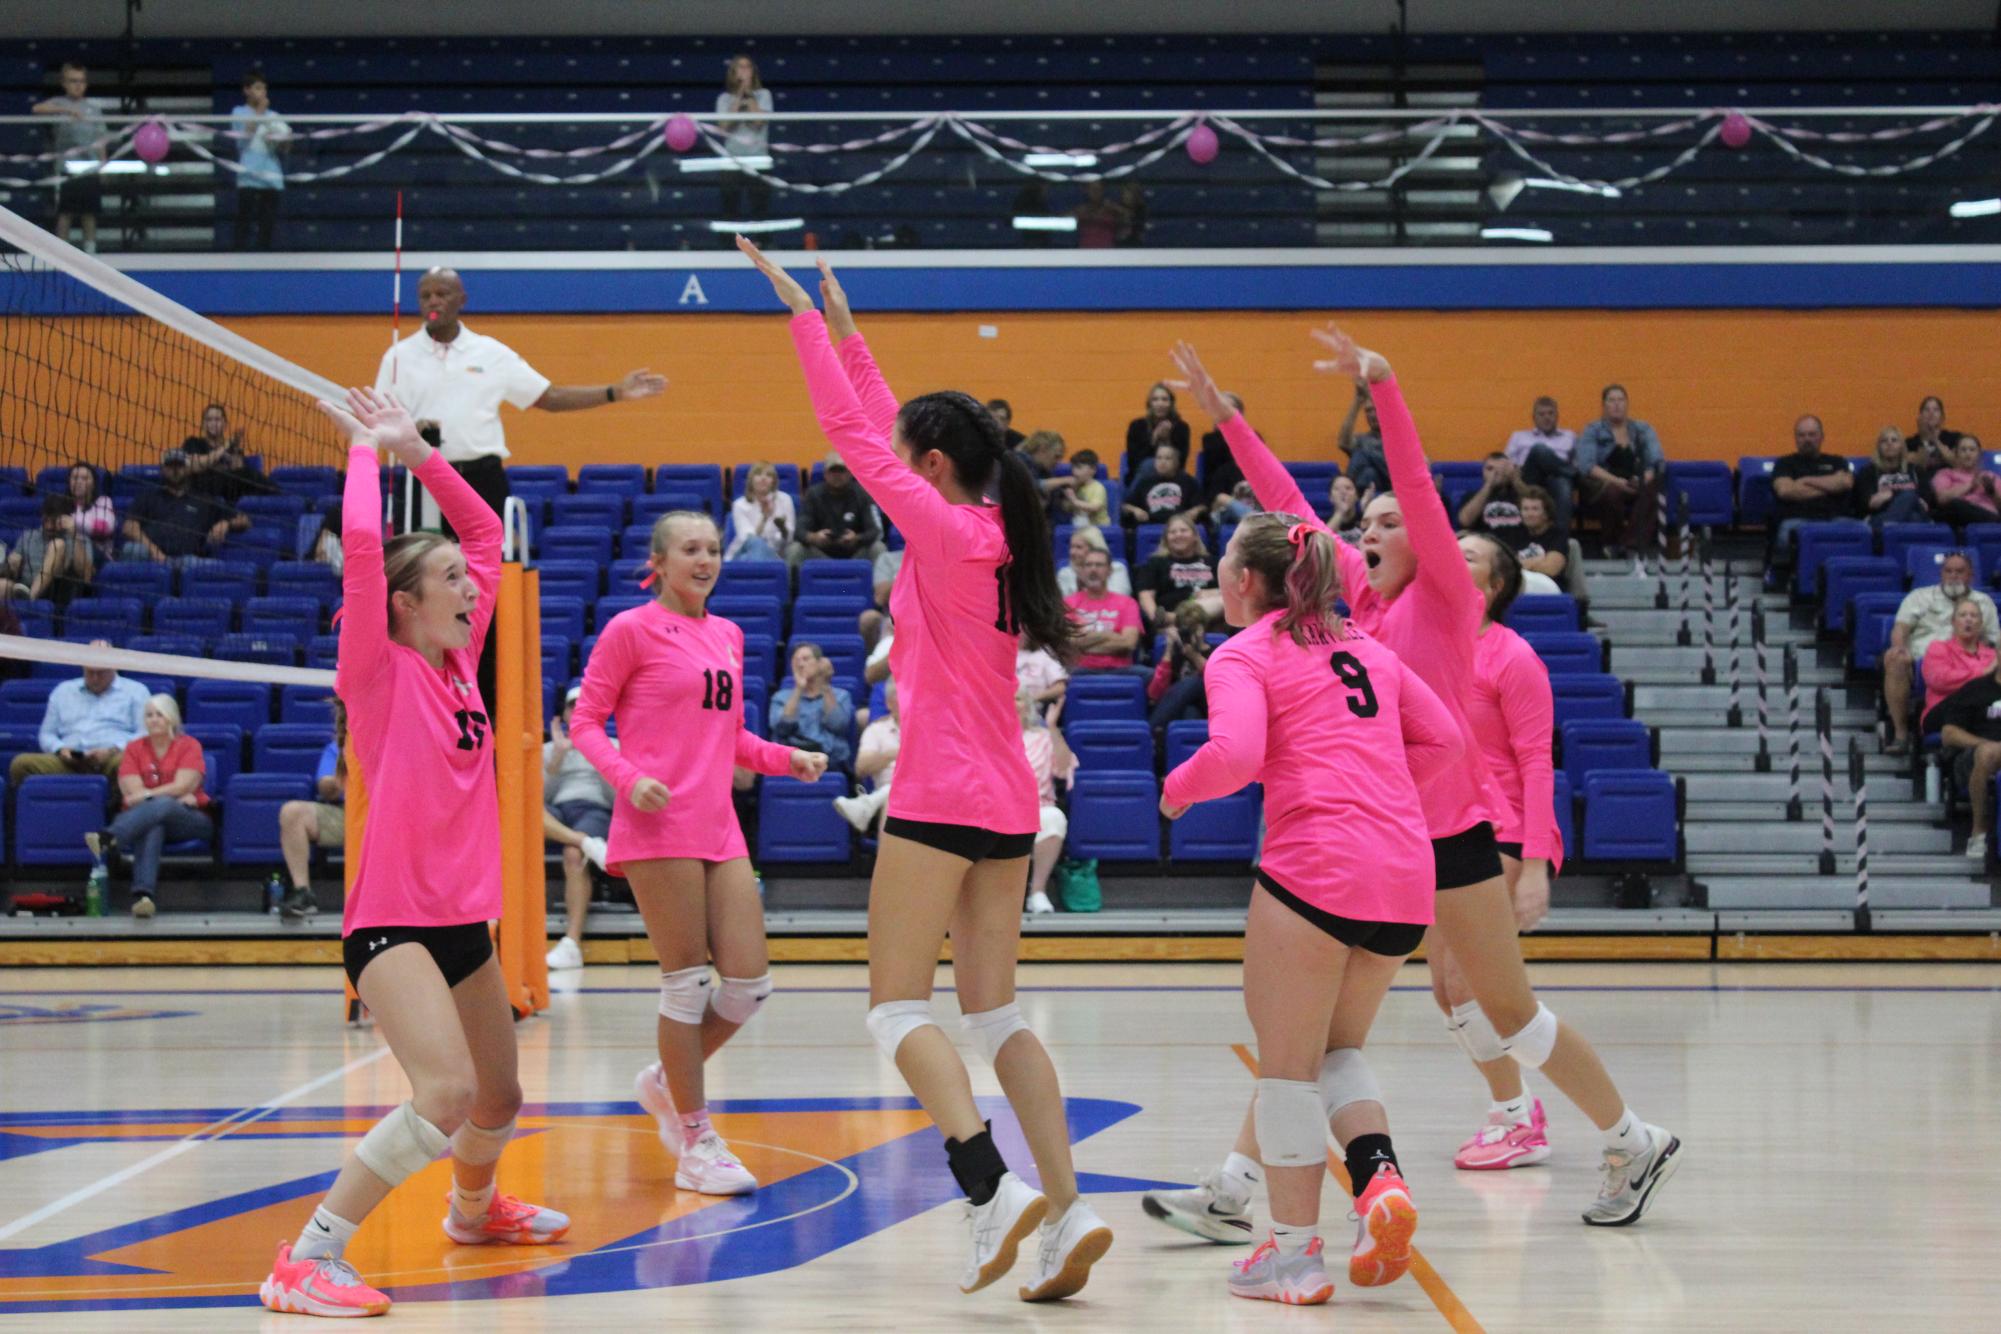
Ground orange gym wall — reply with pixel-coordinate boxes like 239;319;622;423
219;308;2001;473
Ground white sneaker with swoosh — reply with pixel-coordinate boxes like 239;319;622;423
1582;1124;1682;1226
1140;1172;1256;1244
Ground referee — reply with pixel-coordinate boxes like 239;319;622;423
376;265;666;705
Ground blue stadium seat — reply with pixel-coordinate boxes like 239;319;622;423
1581;771;1678;862
790;596;862;641
755;773;851;862
1818;557;1903;633
222;773;313;864
1523;631;1604;677
14;773;107;866
239;494;307;526
709;595;784;644
541;634;574;687
1792;521;1871;596
270;466;339;499
279;685;339;726
716;563;788;603
1170;784;1262;860
216;633;299;667
577;463;647;495
1878;523;1954;570
506;466;570;501
538;526;612;566
153;598;232;641
1849;591;1907;672
1063;720;1153;771
535;559;602;605
61;597;141;645
796;562;874;604
267;562;342;611
93;563;172;603
741;676;770;738
551;492;627;530
1066;673;1148;722
184;722;243;793
1067;771;1161;861
741;633;776;682
224;529;287;571
244;596;320;641
539;595;586;642
1664;461;1734;530
187;680;272;733
654;465;726;516
129;634;204;659
1165;719;1209;769
618;523;656;559
793;634;865;681
10;599;55;639
0;464;28;494
1552;770;1575;861
0;728;40;781
306;635;340;671
29;640;99;679
1550;673;1627;725
594;595;648;632
1906;544;1979;588
0;774;6;861
1737;457;1778;529
1133;524;1166;565
1504;594;1581;636
1559;718;1652;790
254;724;334;775
179;560;259;605
0;679;55;728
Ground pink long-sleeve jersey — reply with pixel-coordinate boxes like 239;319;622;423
335;446;503;935
1469;623;1563;869
1221;391;1503;839
570;601;797;870
1165;611;1460;923
788;312;1040;835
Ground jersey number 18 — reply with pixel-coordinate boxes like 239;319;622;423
700;668;736;711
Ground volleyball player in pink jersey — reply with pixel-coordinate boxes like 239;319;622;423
260;388;567;1320
741;236;1113;1302
568;509;829;1196
1150;334;1679;1235
1433;533;1563;1170
1161;494;1461;1304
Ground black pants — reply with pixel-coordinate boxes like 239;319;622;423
442;456;511;715
234;188;280;251
721;173;770;221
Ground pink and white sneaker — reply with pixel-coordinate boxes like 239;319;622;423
1347;1164;1417;1288
443;1192;572;1245
259;1241;391;1318
634;1061;681;1155
1453;1099;1551;1172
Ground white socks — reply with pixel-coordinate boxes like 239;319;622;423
450;1180;496;1223
1219;1151;1262;1206
293;1205;359;1262
1603;1107;1649;1155
1269;1222;1315;1257
1494;1095;1533;1125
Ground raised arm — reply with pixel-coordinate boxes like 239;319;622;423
1162;646;1266;810
1168;342;1320;526
820;258;903;438
331;431;388;692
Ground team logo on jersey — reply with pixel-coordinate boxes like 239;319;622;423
0;1097;1169;1314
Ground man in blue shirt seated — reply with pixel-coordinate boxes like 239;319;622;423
274;706;346;922
9;644;147;783
770;642;854;769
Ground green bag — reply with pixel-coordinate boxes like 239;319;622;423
1052;857;1101;913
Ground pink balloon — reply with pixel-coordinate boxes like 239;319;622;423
1186;122;1219;166
664;113;699;153
1719;111;1751;149
133;119;169;164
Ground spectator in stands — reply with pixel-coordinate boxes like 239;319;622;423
1854;427;1929;528
1881;551;1996;755
1066;547;1144;671
1148;598;1212;741
1921;598;1997;734
1073;181;1125;249
1123;438;1204;527
1197;395;1252;522
188;432;274;512
834;679;898;834
986;399;1026;450
1337;379;1389;496
181;402;237;458
771;642;854;767
1574;382;1665;557
230;68;291;251
543;687;614;971
725;460;795;561
1017;630;1068;710
1911;395;1964;476
1517;486;1569;591
858;545;904;675
1929;437;1999;529
32;61;106;254
789;452;883;566
8;493;95;606
1457;452;1530;544
1115;181;1148;247
1057;524;1132;597
92;693;210;918
1503;395;1579;525
1929;653;2001;859
1328;473;1363;542
121;449;243;564
1054;447;1111;527
1020;688;1076;915
8;643;144;784
1768;414;1852;567
1124;382;1190;479
309;500;343;573
274;700;347;922
0;599;23;677
67;463;116;560
1137;514;1218;630
1020;429;1077;511
717;54;773;221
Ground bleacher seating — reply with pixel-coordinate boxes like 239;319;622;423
1580;771;1680;863
15;774;107;866
1559;718;1654;790
1068;771;1161;862
1551;673;1629;726
1819;556;1902;633
1063;720;1153;772
756;773;852;863
222;773;311;864
1792;521;1871;596
1169;783;1261;861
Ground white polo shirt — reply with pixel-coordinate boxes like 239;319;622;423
374;325;552;463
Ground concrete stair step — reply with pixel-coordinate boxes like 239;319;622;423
1633;683;1866;711
1686;852;1978;876
1687;800;1937;823
1644;709;1873;732
1685;823;1951;854
1681;771;1909;801
1660;729;1881;756
1697;876;1991;910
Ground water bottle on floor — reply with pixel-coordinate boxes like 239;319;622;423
265;872;284;916
85;862;107;918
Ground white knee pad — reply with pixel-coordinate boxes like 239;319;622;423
451;1116;514;1167
865;999;939;1061
1254;1078;1327;1168
355;1101;450;1187
1316;1048;1383;1117
711;972;773;1025
960;1003;1032;1065
658;965;712;1024
1448;1000;1506;1064
1501;1003;1560;1069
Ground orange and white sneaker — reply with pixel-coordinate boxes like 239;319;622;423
1347;1164;1417;1288
442;1193;572;1245
259;1241;390;1318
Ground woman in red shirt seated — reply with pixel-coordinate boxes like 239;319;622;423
92;693;210;918
1920;597;1998;734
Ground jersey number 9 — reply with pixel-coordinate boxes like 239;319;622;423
1328;651;1379;718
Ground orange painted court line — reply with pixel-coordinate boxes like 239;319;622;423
1230;1043;1486;1334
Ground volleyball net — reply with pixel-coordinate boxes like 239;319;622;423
0;205;547;1017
